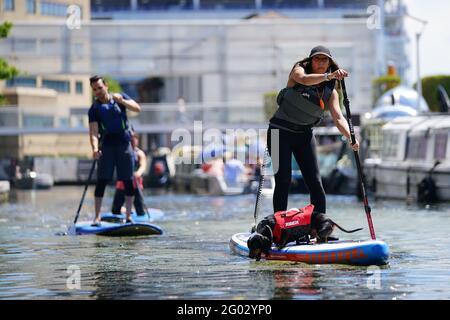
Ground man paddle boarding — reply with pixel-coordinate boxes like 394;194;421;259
88;75;141;226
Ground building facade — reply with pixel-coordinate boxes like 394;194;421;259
0;0;411;158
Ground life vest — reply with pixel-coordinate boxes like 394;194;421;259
93;93;131;144
272;80;335;128
272;204;315;247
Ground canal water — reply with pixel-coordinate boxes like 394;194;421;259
1;186;450;300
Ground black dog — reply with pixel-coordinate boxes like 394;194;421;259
248;211;362;261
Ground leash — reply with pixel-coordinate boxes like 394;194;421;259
252;145;270;232
340;79;376;240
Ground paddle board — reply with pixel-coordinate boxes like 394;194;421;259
73;221;164;237
230;233;389;266
100;208;165;223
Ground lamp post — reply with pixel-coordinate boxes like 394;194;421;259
405;13;427;110
416;32;422;110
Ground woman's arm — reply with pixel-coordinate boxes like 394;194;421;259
134;149;147;177
290;66;328;86
289;66;349;87
328;89;359;151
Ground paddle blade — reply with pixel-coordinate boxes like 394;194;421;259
67;224;77;236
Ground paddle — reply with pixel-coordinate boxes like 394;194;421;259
340;79;377;240
251;146;269;233
68;159;97;235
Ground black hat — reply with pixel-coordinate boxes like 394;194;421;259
309;45;333;59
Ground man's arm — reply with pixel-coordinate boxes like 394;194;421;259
89;122;102;159
112;93;141;113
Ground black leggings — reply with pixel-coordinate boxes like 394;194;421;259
94;179;134;197
267;125;326;213
112;185;146;215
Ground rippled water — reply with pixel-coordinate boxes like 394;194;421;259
1;186;450;300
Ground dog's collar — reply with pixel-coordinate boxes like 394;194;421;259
263;225;273;241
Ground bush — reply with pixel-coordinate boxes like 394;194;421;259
372;75;401;103
91;75;123;102
417;75;450;112
1;21;20;106
263;91;278;121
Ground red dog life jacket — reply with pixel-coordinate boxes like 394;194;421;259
272;204;314;247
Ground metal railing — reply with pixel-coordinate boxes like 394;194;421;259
0;101;267;135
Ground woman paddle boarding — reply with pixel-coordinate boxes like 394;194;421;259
267;45;359;214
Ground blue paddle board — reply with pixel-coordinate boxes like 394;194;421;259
100;208;165;223
230;233;389;266
73;221;164;237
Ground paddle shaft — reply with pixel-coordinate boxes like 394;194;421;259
340;79;376;240
73;159;97;224
253;146;269;228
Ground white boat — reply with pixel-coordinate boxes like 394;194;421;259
0;180;10;203
12;171;54;190
364;114;450;202
190;169;275;197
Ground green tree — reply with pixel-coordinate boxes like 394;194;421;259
415;75;450;112
263;91;278;121
90;75;123;102
372;75;401;104
103;75;123;94
0;22;20;104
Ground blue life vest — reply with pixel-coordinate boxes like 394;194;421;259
89;93;132;146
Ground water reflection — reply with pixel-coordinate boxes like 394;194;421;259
1;187;450;299
272;268;322;299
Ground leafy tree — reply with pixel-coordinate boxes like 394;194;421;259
91;75;123;102
0;22;20;104
415;75;450;112
372;75;401;104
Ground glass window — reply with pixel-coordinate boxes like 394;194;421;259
23;115;54;128
42;80;70;93
91;0;131;12
14;39;37;53
200;0;253;9
324;0;376;9
406;136;427;160
6;76;37;88
71;43;84;58
382;133;399;158
40;39;60;55
434;133;448;160
75;81;83;94
3;0;14;11
262;0;317;9
27;0;36;13
138;0;193;10
41;2;68;16
58;117;69;127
